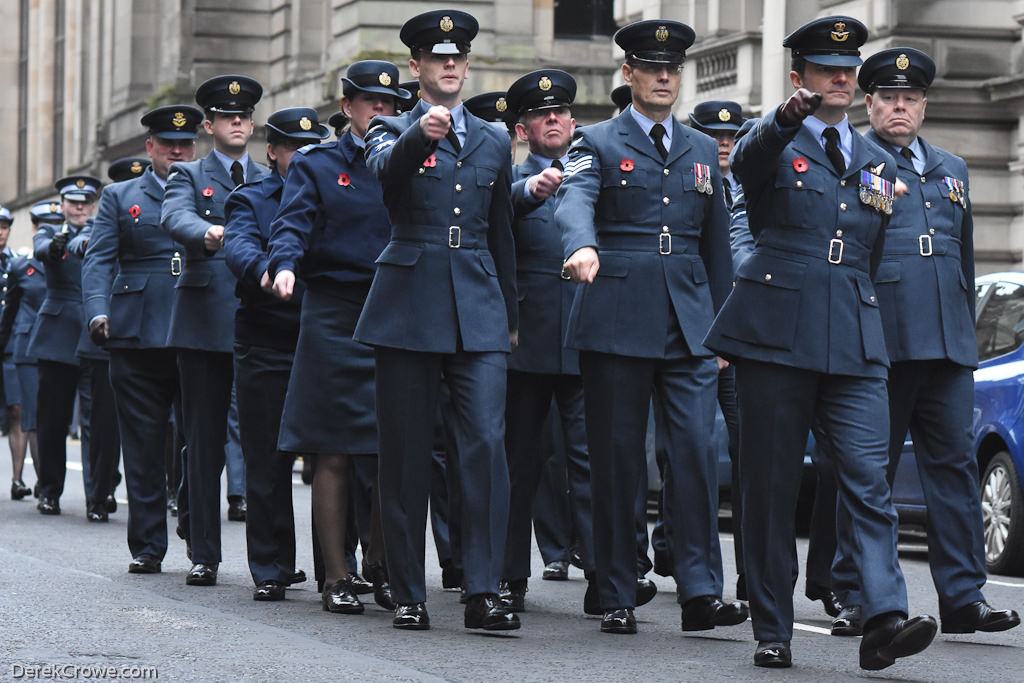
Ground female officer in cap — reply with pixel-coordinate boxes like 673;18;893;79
267;60;408;616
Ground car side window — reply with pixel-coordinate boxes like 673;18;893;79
976;281;1024;361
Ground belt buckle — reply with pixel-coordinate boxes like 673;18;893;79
171;251;182;276
919;234;933;256
448;226;461;249
827;238;844;265
659;233;672;255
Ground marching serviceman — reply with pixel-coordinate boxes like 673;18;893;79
704;17;937;669
498;69;603;614
0;206;32;500
830;46;1019;637
358;9;519;631
268;63;410;614
556;20;742;635
83;105;202;572
161;75;269;586
28;175;103;518
225;106;330;601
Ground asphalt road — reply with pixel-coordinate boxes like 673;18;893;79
1;440;1021;682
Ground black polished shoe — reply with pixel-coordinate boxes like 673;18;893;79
806;584;843;618
465;594;521;631
942;600;1021;633
86;502;109;522
860;612;937;671
227;496;246;522
393;602;430;630
653;548;673;577
127;555;162;574
10;479;31;500
105;494;117;513
568;548;584;570
831;604;863;636
254;580;286;601
287;569;307;586
185;563;218;586
754;641;792;668
442;564;463;590
348;572;373;595
322;578;364;614
636;577;657;607
37;496;60;515
542;560;569;581
364;564;395;611
681;595;748;631
600;608;637;634
499;579;527;612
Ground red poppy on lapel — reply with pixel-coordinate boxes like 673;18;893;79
620;158;634;172
338;173;351;187
26;267;35;276
202;187;214;197
129;204;141;218
793;158;808;173
423;154;437;168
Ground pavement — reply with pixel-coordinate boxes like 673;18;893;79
0;439;1022;682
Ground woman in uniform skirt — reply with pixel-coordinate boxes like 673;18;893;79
267;60;409;614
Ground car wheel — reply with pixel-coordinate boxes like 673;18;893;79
980;451;1024;575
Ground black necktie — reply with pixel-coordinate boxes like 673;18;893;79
724;181;733;209
899;146;914;162
230;160;245;187
650;123;668;161
550;159;563;171
822;127;846;175
446;127;461;154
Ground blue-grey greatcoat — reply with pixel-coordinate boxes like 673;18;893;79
832;130;986;618
161;149;268;566
82;167;182;561
502;154;593;584
554;107;732;611
705;109;908;643
0;255;44;431
28;223;86;366
359;99;516;604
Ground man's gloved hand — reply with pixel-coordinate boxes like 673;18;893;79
49;231;69;259
89;317;110;347
777;88;823;127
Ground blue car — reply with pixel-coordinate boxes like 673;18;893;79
892;272;1024;576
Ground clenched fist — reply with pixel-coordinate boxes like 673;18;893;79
89;316;110;346
777;88;823;127
529;168;563;200
419;105;453;142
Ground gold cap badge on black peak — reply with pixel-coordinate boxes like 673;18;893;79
265;107;330;141
195;74;263;114
689;100;745;133
783;16;867;67
299;117;312;131
141;105;203;139
400;9;478;55
341;61;410;101
379;72;392;87
228;80;241;94
896;53;910;70
718;109;731;122
614;20;695;65
858;47;935;92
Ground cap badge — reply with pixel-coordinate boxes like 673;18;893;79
379;72;392;87
718;109;731;122
130;161;143;173
539;76;552;92
831;21;849;42
299;117;312;131
896;53;910;70
75;180;85;188
440;16;454;32
172;111;187;128
228;80;241;95
495;97;507;113
655;26;669;42
50;203;60;213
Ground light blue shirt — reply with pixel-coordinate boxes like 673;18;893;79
213;148;251;183
891;137;925;175
523;152;570;198
802;114;853;168
629;105;673;152
153;170;168;190
348;131;366;149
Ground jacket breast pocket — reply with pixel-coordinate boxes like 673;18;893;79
599;168;648;222
775;164;825;228
724;254;807;350
110;274;148;339
680;169;707;227
412;165;444;209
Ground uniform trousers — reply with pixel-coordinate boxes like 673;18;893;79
504;371;592;581
375;346;509;604
234;342;296;585
834;360;985;615
735;359;907;642
83;359;120;505
580;350;722;610
35;360;81;500
109;348;179;560
15;362;38;431
225;384;245;500
176;349;233;564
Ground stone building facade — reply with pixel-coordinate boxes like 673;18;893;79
1;0;1021;270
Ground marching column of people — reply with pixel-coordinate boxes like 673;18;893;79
5;9;1020;676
